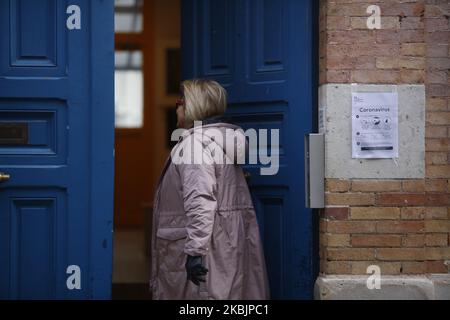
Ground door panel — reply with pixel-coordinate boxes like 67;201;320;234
182;0;315;299
3;0;66;75
0;0;114;299
0;101;67;164
0;189;66;299
245;0;289;98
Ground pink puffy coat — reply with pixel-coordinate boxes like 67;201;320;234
150;122;270;300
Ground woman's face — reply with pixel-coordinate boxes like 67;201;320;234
176;98;188;129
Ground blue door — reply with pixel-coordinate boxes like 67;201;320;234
182;0;317;299
0;0;114;299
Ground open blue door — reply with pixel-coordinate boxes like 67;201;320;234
0;0;114;299
182;0;316;299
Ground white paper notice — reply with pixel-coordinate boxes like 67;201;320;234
352;92;398;159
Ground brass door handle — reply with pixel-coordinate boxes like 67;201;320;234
0;172;10;182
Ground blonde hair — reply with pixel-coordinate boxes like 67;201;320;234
181;79;227;124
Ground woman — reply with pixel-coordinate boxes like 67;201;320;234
150;79;270;300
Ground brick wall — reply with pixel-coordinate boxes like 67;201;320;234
319;0;450;275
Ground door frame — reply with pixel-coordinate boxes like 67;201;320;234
181;0;320;299
311;0;320;298
88;0;115;299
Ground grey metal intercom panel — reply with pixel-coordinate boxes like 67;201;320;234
305;133;325;208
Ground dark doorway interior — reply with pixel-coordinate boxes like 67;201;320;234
112;0;181;299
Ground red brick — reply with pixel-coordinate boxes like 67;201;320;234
321;261;351;274
328;30;375;45
401;262;426;274
351;70;400;83
321;207;349;220
351;207;400;220
323;233;351;247
428;57;450;70
319;71;327;85
426;193;450;206
350;16;399;30
326;179;350;192
425;247;450;260
376;57;400;69
351;262;401;275
425;5;449;18
426;152;448;165
400;43;426;56
400;70;425;83
377;248;426;261
425;207;448;220
400;57;426;69
326;193;375;206
328;44;400;58
327;3;368;17
382;3;425;17
425;220;450;233
327;55;375;70
376;193;427;206
425;179;448;192
427;84;450;97
426;139;450;152
326;248;375;261
319;32;327;55
327;221;377;234
427;165;450;178
427;112;450;126
425;18;450;33
402;180;426;192
327;70;351;83
375;30;400;44
377;221;425;233
400;17;424;30
400;29;425;43
426;126;448;138
426;70;448;85
319;219;328;233
352;180;401;192
425;234;448;246
427;31;450;45
402;234;425;247
351;235;402;247
401;207;426;220
319;245;326;260
427;98;448;111
426;44;449;58
426;260;448;273
350;261;401;276
327;16;350;31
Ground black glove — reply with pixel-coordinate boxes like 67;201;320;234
185;255;208;286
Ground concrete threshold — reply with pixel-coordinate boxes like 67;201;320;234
315;274;450;300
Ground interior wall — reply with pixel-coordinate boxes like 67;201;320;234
115;0;180;229
149;0;181;194
114;1;153;229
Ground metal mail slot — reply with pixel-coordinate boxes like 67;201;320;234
0;123;28;145
305;133;325;209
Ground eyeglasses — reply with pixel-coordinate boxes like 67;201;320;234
175;98;184;109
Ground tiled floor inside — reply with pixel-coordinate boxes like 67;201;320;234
112;228;152;299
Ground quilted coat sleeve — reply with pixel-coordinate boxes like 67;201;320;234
176;135;217;256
